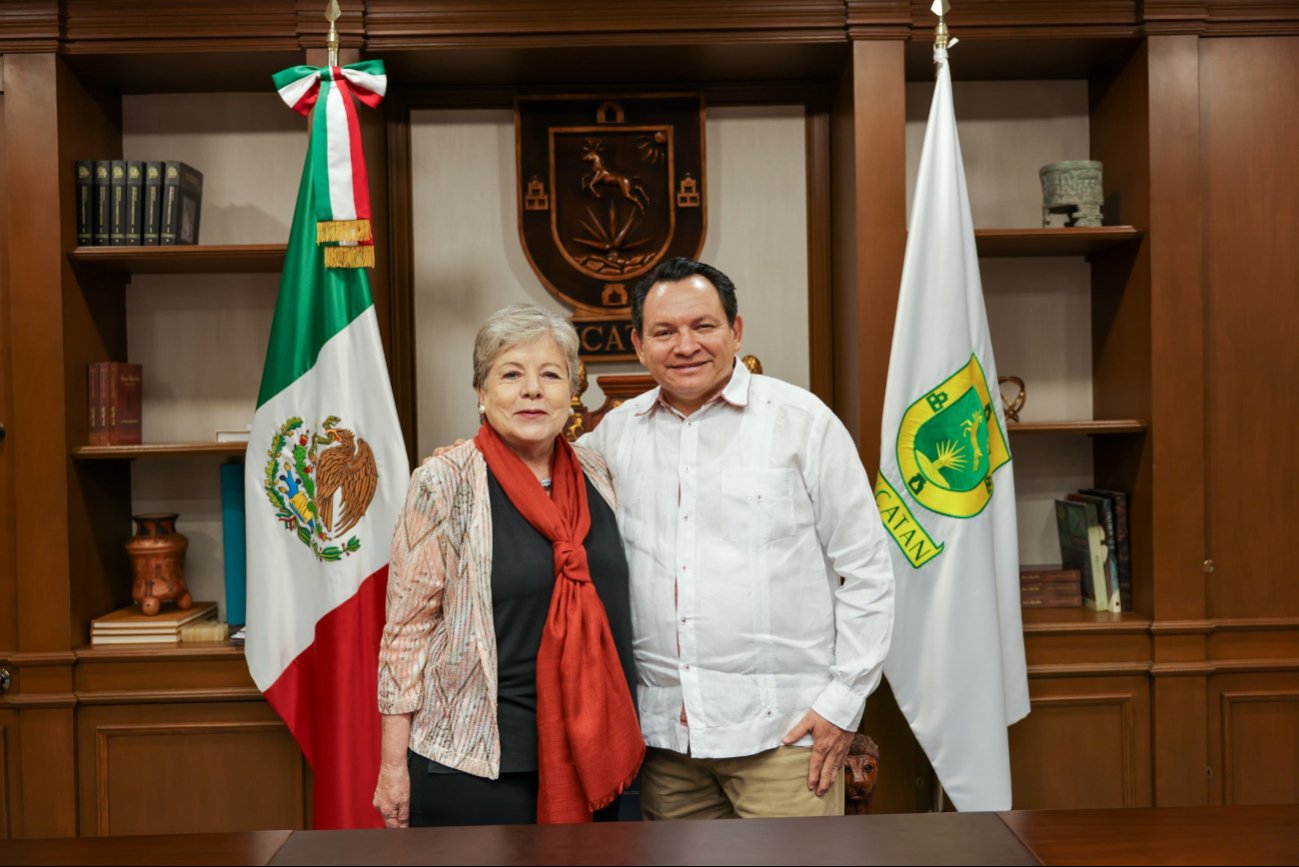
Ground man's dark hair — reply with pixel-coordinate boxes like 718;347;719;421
630;257;738;335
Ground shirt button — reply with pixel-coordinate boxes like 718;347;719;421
680;617;687;624
683;664;691;671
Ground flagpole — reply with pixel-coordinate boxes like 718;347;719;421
929;0;954;816
931;0;958;54
325;0;341;67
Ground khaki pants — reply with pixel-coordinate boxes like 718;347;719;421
640;745;845;820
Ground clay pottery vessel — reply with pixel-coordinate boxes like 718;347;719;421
125;513;192;616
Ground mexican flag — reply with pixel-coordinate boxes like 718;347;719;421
875;44;1030;811
245;60;408;829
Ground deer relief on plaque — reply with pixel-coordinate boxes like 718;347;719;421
517;95;706;362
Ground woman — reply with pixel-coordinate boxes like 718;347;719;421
373;304;642;827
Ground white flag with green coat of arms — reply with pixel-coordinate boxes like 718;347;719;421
876;40;1030;812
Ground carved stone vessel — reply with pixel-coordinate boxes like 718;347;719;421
1040;160;1104;227
125;513;193;616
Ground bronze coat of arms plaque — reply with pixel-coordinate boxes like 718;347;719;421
516;94;706;361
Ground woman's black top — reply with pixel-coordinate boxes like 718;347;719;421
425;466;635;774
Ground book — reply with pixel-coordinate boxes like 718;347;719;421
180;619;229;643
161;161;203;245
90;633;181;646
1020;563;1080;579
87;363;100;445
109;159;127;246
1055;499;1113;612
98;361;111;443
105;362;143;446
93;160;111;246
1020;592;1083;608
220;462;247;626
1020;579;1082;594
92;600;217;631
1069;492;1123;614
125;161;144;245
1020;565;1082;590
143;161;163;245
76;160;94;246
1082;488;1132;611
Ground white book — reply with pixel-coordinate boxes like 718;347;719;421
91;633;181;646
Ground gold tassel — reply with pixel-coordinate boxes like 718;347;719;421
317;219;372;244
324;245;375;269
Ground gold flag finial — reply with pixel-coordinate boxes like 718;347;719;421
325;0;341;67
931;0;958;52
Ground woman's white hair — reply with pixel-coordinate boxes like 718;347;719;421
472;303;581;394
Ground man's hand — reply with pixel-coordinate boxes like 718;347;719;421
373;762;411;828
783;709;854;796
424;438;468;463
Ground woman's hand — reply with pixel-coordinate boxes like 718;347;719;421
375;713;414;828
373;760;411;828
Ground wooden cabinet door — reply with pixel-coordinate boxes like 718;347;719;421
1201;37;1299;622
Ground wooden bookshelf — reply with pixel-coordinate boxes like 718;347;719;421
73;442;247;460
1021;607;1153;634
69;243;285;275
1007;420;1149;435
974;226;1142;257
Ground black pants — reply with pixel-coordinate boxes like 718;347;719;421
407;750;621;826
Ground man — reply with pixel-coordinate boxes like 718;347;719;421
582;257;895;819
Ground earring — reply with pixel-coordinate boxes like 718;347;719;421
477;403;486;416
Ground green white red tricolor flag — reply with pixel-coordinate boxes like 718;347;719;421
273;59;386;267
246;58;408;829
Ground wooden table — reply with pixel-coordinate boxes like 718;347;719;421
3;806;1297;866
1001;805;1299;866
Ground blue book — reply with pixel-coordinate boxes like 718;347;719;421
220;462;247;626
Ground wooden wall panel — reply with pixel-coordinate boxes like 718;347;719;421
830;40;907;457
0;78;18;654
1009;678;1151;810
78;704;305;837
1146;34;1206;626
1201;36;1299;620
0;716;12;838
1208;673;1299;806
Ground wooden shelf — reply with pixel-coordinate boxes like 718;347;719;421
69;244;285;275
1021;607;1152;635
974;227;1142;258
73;442;247;460
1008;420;1148;435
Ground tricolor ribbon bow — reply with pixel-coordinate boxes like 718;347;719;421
273;59;387;268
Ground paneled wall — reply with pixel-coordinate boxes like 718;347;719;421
409;104;810;457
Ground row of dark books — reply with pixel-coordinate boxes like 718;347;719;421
75;160;203;247
88;362;143;446
1055;488;1132;613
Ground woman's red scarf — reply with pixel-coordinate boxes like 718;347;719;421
474;423;644;823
